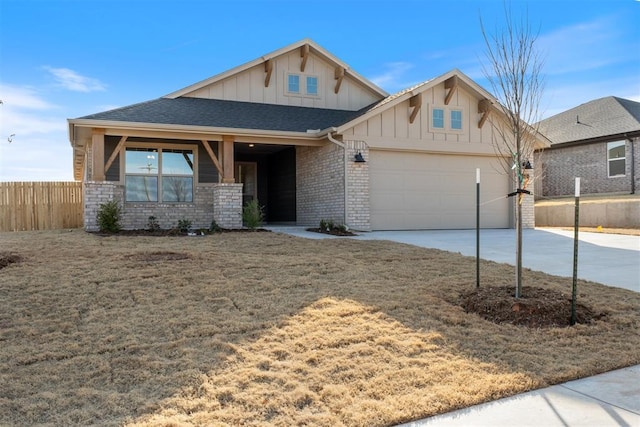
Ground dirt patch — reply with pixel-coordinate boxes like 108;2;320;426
0;253;22;270
461;286;609;328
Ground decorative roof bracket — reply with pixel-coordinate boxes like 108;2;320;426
334;67;345;94
444;75;458;105
300;44;309;72
478;98;492;129
409;93;422;124
264;59;273;88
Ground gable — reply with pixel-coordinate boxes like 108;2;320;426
166;39;386;111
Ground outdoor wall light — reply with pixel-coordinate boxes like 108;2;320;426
523;160;533;169
354;152;366;163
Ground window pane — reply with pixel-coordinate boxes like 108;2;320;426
433;109;444;128
609;159;625;177
306;76;318;95
126;176;158;201
607;142;625;159
288;74;300;93
126;148;158;175
451;110;462;130
162;149;193;175
162;177;193;202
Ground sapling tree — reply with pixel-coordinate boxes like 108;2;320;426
481;4;545;298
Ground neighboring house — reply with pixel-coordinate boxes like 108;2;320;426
535;96;640;198
68;39;545;231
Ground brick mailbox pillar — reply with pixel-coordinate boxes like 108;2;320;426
213;183;243;229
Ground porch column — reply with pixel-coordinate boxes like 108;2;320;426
212;183;243;229
91;128;105;181
222;135;235;183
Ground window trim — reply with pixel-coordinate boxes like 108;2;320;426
121;142;198;203
284;72;321;98
429;105;465;133
607;140;626;178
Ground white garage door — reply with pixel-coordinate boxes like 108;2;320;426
369;151;511;230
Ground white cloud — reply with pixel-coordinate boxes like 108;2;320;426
369;62;415;92
0;84;56;110
44;66;106;92
537;15;631;76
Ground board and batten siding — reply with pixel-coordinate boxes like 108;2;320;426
342;84;497;152
183;50;381;111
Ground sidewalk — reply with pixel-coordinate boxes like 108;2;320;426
266;226;640;426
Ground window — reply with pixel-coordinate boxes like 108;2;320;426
451;110;462;130
288;74;300;93
432;108;444;129
306;76;318;95
125;147;194;202
607;141;626;177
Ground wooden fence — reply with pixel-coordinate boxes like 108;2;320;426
0;182;83;232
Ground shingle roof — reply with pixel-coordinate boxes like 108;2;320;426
78;97;371;133
538;96;640;145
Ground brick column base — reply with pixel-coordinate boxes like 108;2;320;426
83;181;120;232
213;183;243;229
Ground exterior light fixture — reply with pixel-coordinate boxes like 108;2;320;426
522;160;533;169
354;152;366;163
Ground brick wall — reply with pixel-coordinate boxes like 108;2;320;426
296;144;345;227
84;182;220;231
520;169;535;228
345;140;371;231
212;183;242;229
536;139;639;197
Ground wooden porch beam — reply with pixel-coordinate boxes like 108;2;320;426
409;93;422;124
103;135;127;174
444;75;458;105
222;135;235;183
478;98;492;129
91;128;105;181
201;140;224;178
300;44;309;72
334;67;345;94
264;59;273;87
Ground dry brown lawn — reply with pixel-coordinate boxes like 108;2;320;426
1;230;638;426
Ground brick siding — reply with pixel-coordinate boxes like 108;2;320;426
535;138;639;197
296;144;345;227
345;140;371;231
83;182;222;231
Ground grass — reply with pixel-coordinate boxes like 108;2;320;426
1;230;639;426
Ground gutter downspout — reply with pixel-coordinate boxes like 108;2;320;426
630;137;636;195
327;130;349;227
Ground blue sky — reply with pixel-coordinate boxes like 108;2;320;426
1;0;638;181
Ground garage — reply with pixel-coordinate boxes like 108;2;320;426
369;150;511;230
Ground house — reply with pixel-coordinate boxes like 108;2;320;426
68;39;544;232
535;96;640;198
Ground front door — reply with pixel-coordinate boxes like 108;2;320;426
235;162;257;206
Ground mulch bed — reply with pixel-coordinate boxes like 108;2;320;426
461;285;609;328
306;228;358;236
94;228;271;237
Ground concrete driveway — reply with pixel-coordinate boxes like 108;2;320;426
269;226;639;292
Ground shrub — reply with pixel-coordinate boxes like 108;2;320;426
210;220;221;233
147;216;160;231
96;199;121;233
243;200;264;230
177;218;192;233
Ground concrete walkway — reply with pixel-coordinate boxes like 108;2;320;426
266;226;640;426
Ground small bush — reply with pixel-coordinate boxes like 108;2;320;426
147;216;160;231
210;220;221;233
177;218;192;233
243;200;264;230
97;199;122;233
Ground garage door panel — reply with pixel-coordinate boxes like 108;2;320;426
370;151;510;230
